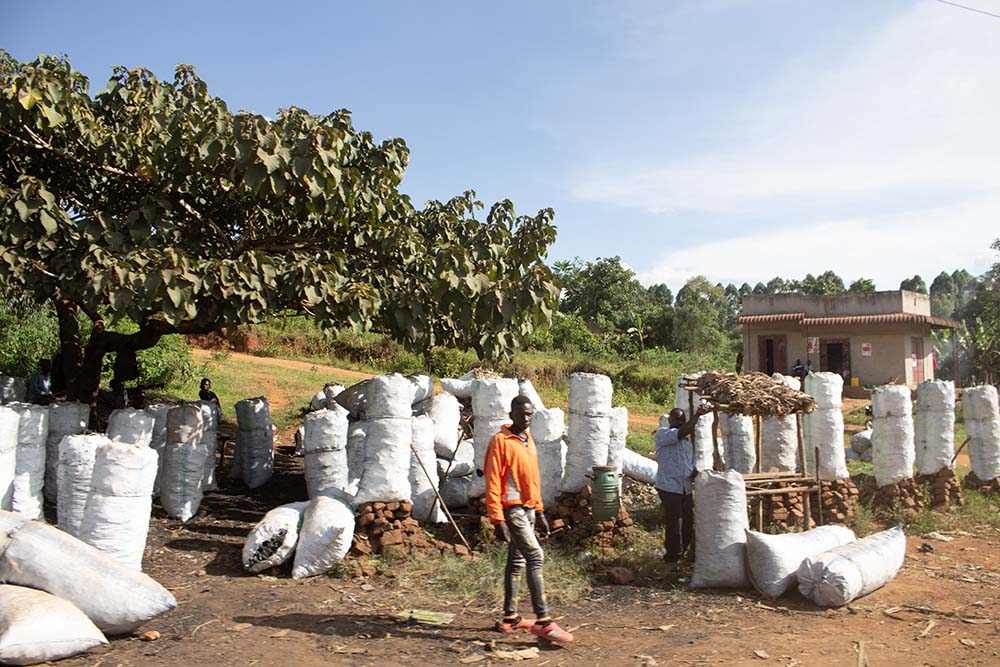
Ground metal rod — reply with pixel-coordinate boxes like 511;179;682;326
410;442;470;551
950;437;971;466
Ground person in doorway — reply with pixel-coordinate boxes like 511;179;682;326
484;396;574;644
655;403;711;569
735;351;744;374
791;359;805;381
27;358;54;405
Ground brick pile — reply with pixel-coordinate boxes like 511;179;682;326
963;471;1000;495
350;500;472;561
915;467;964;508
872;478;927;513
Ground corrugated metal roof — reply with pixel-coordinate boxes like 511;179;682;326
739;313;960;329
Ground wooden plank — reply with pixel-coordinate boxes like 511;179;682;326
746;485;820;496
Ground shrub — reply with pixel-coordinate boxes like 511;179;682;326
0;288;60;377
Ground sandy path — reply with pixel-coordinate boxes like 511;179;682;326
191;348;374;381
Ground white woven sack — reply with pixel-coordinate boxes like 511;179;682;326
354;417;412;504
407;374;434;404
43;402;88;501
964;385;1000;481
192;400;219;492
659;414;671;428
107;408;154;447
871;387;915;486
334;380;368;418
242;501;309;573
366;374;416;419
872;384;912;418
622;448;657;485
469;416;509;498
915;380;955;475
310;390;329;411
0;408;17;511
234;397;273;489
323;383;346;407
569;372;613;417
304;407;350;499
561;413;611;493
720;412;755;474
607;406;628;473
803;407;845;478
410;415;445;523
675;379;717;471
691;469;750;589
436;440;474;477
78;442;157;570
518;379;546;411
531;408;564;444
805;372;843;410
761;374;799;472
0;584;107;664
0;377;26;405
797;525;906;607
57;434;109;537
745;525;855;599
472;377;519;418
291;496;355;579
423;393;461;458
7;404;46;519
440;377;473;400
440;473;472;509
0;510;177;634
346;420;367;495
166;403;203;444
143;403;172;496
537;439;566;508
851;428;872;455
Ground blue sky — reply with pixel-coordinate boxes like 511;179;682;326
6;0;999;292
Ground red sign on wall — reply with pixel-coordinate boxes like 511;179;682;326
861;343;872;356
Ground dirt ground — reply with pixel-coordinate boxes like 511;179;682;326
51;440;999;667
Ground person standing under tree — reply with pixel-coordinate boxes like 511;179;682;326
484;396;574;644
27;358;54;405
655;403;711;569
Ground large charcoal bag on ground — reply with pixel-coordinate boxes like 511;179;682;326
410;415;445;523
292;496;355;579
233;397;274;489
0;407;17;511
160;404;207;522
797;525;906;607
304;407;350;499
57;434;109;537
0;584;107;665
43;402;89;501
745;525;856;599
354;417;412;505
0;510;176;634
107;408;155;447
691;469;750;589
8;404;47;519
242;501;309;573
622;448;656;485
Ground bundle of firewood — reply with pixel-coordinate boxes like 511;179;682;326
684;371;815;417
963;471;1000;495
819;478;860;524
351;500;473;561
872;478;927;513
915;468;964;508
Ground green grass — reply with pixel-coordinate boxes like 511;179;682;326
627;432;655;456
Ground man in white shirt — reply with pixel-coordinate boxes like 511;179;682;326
654;403;710;566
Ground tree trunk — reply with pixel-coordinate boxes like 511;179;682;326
54;296;83;401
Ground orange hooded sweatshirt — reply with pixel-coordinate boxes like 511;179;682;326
483;424;544;525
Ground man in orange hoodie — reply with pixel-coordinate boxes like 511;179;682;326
484;395;574;644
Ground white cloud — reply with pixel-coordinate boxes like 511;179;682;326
636;192;1000;292
571;2;1000;213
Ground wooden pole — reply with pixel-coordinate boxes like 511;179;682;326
815;446;824;527
410;442;470;551
803;485;812;531
796;413;808;479
951;437;971;466
754;415;762;474
712;409;721;471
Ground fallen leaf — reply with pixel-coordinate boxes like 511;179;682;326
139;630;160;641
493;647;541;660
459;655;486;664
959;638;976;648
360;584;376;592
960;618;992;625
754;649;771;659
231;623;253;631
271;629;290;638
395;609;455;625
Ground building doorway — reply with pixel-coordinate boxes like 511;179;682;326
911;337;925;384
757;335;788;375
820;339;851;383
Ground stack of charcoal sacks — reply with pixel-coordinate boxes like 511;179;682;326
143;403;172;496
160;403;208;522
914;380;963;507
419;392;472;510
675;372;719;471
465;377;519;515
232;397;273;489
44;402;89;501
804;372;858;523
871;384;924;510
963;385;1000;494
303;404;350;500
553;373;612;526
761;374;800;473
719;412;755;474
7;403;48;518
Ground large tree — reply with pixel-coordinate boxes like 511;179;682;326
0;53;558;409
554;256;641;331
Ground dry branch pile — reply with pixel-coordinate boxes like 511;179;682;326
351;500;473;561
963;471;1000;495
682;372;815;417
915;468;964;509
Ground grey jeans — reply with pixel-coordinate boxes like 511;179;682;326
502;505;549;619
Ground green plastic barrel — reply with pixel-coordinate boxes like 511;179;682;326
591;465;621;521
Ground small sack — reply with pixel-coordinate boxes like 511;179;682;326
242;501;309;573
745;525;856;599
291;496;355;579
0;584;107;665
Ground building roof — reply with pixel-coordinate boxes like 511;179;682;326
738;312;960;329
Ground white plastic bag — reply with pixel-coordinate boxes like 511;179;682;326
78;441;158;570
691;470;749;589
291;496;356;579
0;584;107;664
472;377;519;418
606;406;628;473
561;413;610;493
143;402;172;497
439;473;472;509
304;407;350;499
419;393;462;458
192;400;219;492
407;374;434;404
7;404;47;519
242;501;309;573
518;379;546;411
436;440;474;477
622;448;657;485
761;374;800;472
797;525;906;607
469;416;509;498
57;434;110;537
345;420;367;495
745;525;856;599
409;415;445;523
915;380;955;475
964;385;1000;482
674;373;716;471
568;372;613;417
354;417;412;504
533;408;566;507
0;510;177;634
439;377;473;400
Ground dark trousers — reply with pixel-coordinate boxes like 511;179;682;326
502;505;549;619
657;490;693;560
